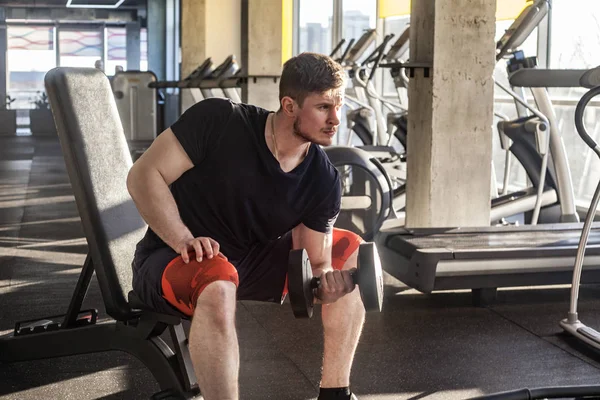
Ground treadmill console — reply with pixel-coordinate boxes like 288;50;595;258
209;55;240;79
506;50;537;73
346;29;377;64
386;25;410;61
496;0;549;61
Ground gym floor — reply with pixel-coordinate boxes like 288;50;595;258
2;136;600;400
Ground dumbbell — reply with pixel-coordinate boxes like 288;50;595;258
287;242;384;318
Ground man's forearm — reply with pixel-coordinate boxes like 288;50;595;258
127;168;192;250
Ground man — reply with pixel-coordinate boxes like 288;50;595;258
127;52;365;400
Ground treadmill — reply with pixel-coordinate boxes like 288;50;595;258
190;55;242;103
376;2;600;301
377;223;600;296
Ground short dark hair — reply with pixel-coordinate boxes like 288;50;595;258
279;52;345;108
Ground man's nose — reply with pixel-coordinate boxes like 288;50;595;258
328;109;341;126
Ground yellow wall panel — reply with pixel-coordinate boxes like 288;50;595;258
496;0;532;20
379;0;410;18
282;0;293;65
377;0;532;20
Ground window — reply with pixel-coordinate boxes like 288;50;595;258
140;27;148;71
546;0;600;205
4;22;149;124
7;26;56;109
59;29;103;68
382;16;410;96
342;0;377;63
105;26;147;74
297;0;334;55
106;26;126;75
550;0;600;69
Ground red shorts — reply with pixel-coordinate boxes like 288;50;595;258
159;228;362;317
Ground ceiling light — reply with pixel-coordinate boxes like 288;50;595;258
65;0;126;9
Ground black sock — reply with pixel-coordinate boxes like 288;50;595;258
317;387;351;400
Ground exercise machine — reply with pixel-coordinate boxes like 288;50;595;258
112;70;158;142
560;83;600;350
374;60;600;302
111;70;159;158
335;29;407;150
187;55;243;104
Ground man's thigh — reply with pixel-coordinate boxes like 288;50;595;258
133;246;239;317
134;228;363;316
134;235;293;316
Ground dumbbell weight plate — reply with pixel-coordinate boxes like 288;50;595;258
357;242;384;312
288;249;314;318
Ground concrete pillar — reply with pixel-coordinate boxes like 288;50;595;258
147;0;166;80
242;0;292;111
206;0;241;67
405;0;496;228
0;8;6;105
180;0;241;111
126;20;141;70
180;0;207;79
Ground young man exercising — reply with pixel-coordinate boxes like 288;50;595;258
127;52;365;400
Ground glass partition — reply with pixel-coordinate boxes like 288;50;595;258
106;26;126;75
59;28;103;68
7;26;56;109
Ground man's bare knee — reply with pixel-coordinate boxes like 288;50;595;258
195;280;237;326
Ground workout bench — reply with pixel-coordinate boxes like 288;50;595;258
0;67;199;399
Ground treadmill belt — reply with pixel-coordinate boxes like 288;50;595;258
377;223;600;292
385;223;600;260
398;229;590;250
388;223;600;251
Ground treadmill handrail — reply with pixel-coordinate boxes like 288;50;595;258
579;66;600;88
509;69;589;88
496;0;550;61
489;189;557;222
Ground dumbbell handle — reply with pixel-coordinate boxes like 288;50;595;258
310;268;358;289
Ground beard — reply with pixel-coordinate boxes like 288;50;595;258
293;117;333;146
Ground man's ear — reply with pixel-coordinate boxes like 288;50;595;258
281;96;298;117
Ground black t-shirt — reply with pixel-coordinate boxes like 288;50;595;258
135;98;341;262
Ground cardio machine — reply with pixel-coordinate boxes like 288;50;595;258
150;55;243;106
374;60;600;304
560;82;600;349
333;29;408;151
